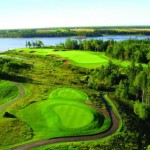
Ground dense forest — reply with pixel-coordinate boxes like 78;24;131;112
0;26;150;37
88;61;150;119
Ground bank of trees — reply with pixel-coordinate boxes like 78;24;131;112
58;38;113;51
87;61;122;90
85;60;150;119
25;40;44;48
106;39;150;64
59;39;150;64
116;62;150;119
115;62;150;102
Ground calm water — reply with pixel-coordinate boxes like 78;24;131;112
0;35;150;52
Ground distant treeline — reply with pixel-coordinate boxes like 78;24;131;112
0;29;102;38
100;30;150;35
0;27;150;37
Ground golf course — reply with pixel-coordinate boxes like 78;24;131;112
0;47;121;150
14;88;111;140
0;37;149;149
0;80;119;150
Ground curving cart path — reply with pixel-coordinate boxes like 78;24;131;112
0;82;25;111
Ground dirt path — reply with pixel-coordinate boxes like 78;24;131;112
12;97;120;150
0;82;25;111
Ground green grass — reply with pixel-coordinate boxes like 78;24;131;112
49;88;89;102
0;80;20;106
15;48;148;68
14;48;112;68
70;28;95;32
32;95;122;150
54;105;94;128
14;88;110;141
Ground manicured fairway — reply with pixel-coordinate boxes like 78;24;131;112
15;48;147;68
15;88;111;140
0;80;20;106
16;48;108;68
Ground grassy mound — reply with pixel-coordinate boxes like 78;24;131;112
49;88;89;102
15;88;110;140
0;118;33;146
0;80;20;106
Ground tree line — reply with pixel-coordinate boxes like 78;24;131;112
0;28;150;38
58;38;113;51
0;29;102;38
106;39;150;64
58;38;150;64
86;60;150;120
25;40;44;48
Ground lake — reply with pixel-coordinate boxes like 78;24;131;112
0;35;150;52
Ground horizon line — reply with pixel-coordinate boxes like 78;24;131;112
0;25;150;30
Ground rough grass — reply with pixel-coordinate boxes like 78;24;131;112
70;28;94;32
0;80;20;106
15;88;110;141
0;118;33;146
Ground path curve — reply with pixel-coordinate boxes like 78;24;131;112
0;82;25;111
12;96;120;150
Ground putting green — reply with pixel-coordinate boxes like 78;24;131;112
0;80;20;106
15;88;111;140
54;105;94;129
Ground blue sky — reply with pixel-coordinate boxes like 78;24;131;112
0;0;149;29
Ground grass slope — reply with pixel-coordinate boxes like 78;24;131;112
15;88;110;141
0;80;20;106
49;88;89;102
